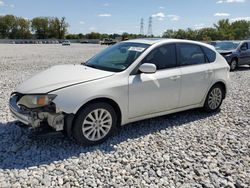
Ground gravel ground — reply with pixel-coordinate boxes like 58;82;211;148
0;44;249;188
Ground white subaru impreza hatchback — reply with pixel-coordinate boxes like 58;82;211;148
9;39;230;145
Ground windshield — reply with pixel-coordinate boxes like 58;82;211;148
85;42;150;72
214;41;240;51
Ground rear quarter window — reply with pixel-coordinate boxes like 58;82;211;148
178;43;207;66
202;46;216;63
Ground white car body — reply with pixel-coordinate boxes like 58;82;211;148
62;40;70;45
10;39;230;142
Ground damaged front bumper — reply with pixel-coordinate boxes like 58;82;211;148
9;94;31;125
9;93;66;131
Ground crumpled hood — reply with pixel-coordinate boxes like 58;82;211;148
15;64;114;94
217;50;235;55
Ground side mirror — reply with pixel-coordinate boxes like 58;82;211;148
139;63;156;74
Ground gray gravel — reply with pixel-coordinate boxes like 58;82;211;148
0;44;249;188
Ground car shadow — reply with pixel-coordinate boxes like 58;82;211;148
0;109;219;170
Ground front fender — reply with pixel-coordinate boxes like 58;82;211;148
224;54;237;63
49;74;129;125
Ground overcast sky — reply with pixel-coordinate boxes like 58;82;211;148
0;0;250;36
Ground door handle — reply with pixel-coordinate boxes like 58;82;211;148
170;75;181;80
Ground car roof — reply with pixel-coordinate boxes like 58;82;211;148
123;38;215;50
124;38;205;45
212;40;250;43
124;38;168;45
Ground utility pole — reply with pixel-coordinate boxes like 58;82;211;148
140;18;144;36
147;16;153;36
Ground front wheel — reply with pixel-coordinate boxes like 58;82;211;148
203;85;225;112
73;102;117;145
229;59;237;71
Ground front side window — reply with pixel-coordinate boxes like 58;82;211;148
142;44;177;70
85;42;150;72
178;44;206;66
241;43;248;50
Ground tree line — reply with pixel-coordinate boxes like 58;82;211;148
0;15;250;41
65;32;145;40
163;19;250;41
0;15;69;39
66;19;250;41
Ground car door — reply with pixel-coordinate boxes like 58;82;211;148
246;42;250;64
238;42;250;65
128;44;181;118
177;43;214;107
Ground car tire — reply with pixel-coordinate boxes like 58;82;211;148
229;59;237;71
72;102;118;145
203;84;225;112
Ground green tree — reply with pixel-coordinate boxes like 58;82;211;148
48;17;59;38
0;15;31;39
1;14;250;41
31;17;50;39
197;28;221;41
86;32;101;39
214;19;234;40
109;33;121;39
186;28;198;40
162;29;175;38
65;34;77;39
78;33;84;39
100;33;109;39
58;17;69;39
31;17;68;39
121;32;129;40
231;20;250;40
0;15;16;38
163;19;250;41
16;17;31;39
174;29;188;39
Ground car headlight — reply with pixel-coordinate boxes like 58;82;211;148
18;94;57;109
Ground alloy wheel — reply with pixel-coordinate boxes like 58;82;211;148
82;109;112;141
208;88;222;110
230;60;237;71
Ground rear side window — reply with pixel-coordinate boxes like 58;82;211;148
142;44;177;70
178;44;206;66
202;46;216;62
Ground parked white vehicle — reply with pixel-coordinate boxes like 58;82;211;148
62;40;71;46
9;39;230;145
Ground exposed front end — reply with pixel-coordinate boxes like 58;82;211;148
219;51;233;63
9;93;65;131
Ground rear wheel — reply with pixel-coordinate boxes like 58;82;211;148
229;59;237;71
203;85;225;112
73;102;117;145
